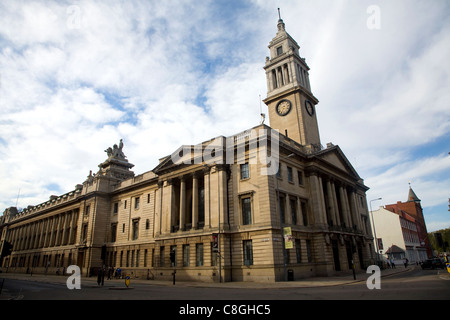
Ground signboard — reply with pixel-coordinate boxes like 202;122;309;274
283;227;293;249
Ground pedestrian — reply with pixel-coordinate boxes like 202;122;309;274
97;267;103;286
390;258;396;268
386;260;390;269
404;258;409;268
101;267;105;286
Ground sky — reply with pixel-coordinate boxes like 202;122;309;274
0;0;449;232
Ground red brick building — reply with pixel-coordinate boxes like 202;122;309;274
385;186;432;258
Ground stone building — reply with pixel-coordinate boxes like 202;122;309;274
0;16;375;282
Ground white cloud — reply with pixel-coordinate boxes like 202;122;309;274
0;0;449;232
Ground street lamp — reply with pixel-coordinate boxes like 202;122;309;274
369;197;382;267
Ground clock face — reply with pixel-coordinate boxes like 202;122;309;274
305;100;315;116
276;99;292;116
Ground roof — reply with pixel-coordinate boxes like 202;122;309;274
385;245;405;254
407;186;420;202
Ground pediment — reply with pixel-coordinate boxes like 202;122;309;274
314;145;361;180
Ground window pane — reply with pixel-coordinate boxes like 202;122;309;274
183;245;190;267
287;167;293;182
196;243;203;267
240;163;249;179
243;240;253;266
242;198;252;225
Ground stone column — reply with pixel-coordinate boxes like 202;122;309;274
341;187;352;228
49;216;57;247
192;173;199;229
330;181;341;226
308;171;327;226
285;195;292;224
61;213;69;245
163;179;175;233
179;177;186;231
55;214;63;246
349;190;362;231
203;168;211;229
297;197;304;226
68;210;77;244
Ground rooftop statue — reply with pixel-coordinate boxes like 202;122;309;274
105;139;126;160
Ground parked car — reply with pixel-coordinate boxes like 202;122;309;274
421;258;445;269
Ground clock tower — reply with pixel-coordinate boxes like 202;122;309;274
263;13;321;151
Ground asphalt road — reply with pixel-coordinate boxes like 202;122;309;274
1;268;448;301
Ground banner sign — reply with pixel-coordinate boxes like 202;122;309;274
283;227;293;249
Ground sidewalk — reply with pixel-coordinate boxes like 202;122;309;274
0;265;414;298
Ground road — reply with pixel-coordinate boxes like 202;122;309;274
1;268;448;301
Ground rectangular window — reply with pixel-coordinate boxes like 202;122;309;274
147;193;150;204
290;198;297;225
81;223;88;242
144;249;148;268
240;163;250;180
134;197;140;209
295;239;302;263
85;205;90;216
276;163;281;178
132;220;139;240
279;194;286;224
124;200;127;209
111;223;117;242
151;248;155;267
145;218;150;230
113;202;118;214
160;246;165;267
243;240;253;266
183;244;190;267
298;170;304;185
136;250;140;267
276;46;283;56
170;245;177;267
287;166;293;182
242;197;252;225
301;201;308;226
211;242;217;266
306;240;312;262
196;243;204;267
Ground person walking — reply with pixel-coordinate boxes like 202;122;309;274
390;258;396;268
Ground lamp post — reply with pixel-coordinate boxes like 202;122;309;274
369;197;382;267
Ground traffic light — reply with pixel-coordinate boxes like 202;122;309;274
1;241;13;257
212;233;218;252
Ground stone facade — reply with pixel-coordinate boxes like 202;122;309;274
0;17;375;282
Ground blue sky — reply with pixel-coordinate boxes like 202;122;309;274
0;0;449;232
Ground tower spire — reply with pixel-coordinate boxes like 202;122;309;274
277;8;285;31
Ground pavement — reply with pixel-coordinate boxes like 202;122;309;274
0;265;424;299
